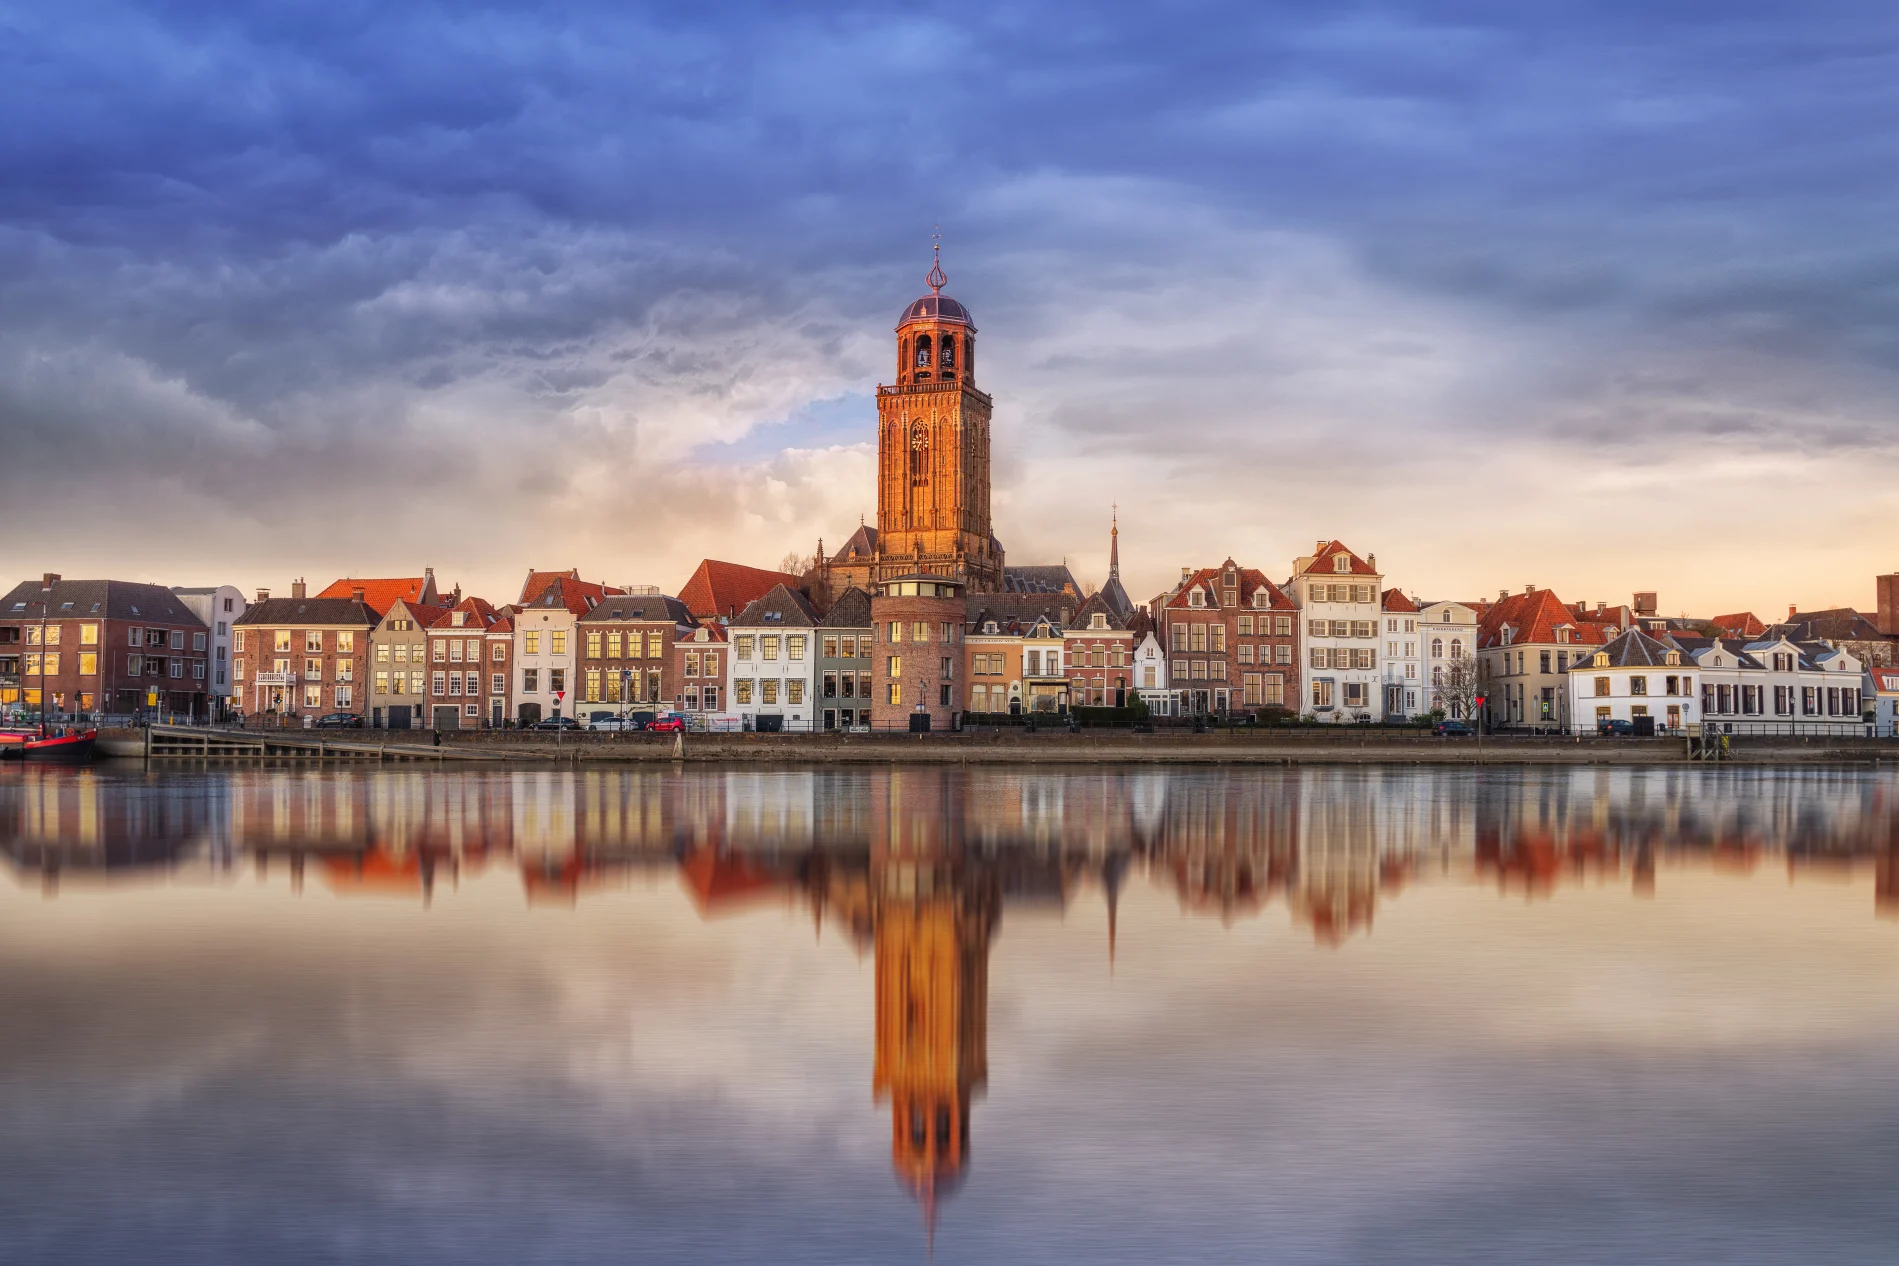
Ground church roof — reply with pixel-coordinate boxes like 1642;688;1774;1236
898;293;973;328
827;524;879;563
1003;564;1079;596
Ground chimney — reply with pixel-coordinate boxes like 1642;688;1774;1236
1181;567;1192;584
291;578;307;600
352;586;366;604
1597;601;1606;615
1525;584;1535;594
1316;540;1327;554
256;588;270;604
1789;603;1798;621
40;572;59;588
1367;553;1376;571
1499;589;1508;601
1878;576;1899;636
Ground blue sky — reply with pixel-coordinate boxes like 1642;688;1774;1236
4;2;1899;610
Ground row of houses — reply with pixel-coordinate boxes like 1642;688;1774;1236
9;544;1899;734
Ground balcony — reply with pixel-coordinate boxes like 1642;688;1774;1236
252;671;297;686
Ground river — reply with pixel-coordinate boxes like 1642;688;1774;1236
3;763;1897;1264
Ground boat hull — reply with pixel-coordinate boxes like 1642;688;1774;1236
15;731;99;764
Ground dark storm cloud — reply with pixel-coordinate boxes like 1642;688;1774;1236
4;1;1899;598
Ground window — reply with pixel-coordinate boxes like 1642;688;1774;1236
760;679;778;705
941;656;953;680
889;621;904;642
464;671;478;696
1540;651;1551;674
79;652;97;676
888;682;901;706
888;655;903;678
584;670;601;702
234;630;246;652
1264;675;1284;706
274;630;292;653
788;679;805;705
586;631;603;659
432;671;447;696
335;685;352;708
432;640;447;663
491;673;504;696
1275;616;1292;637
375;670;390;695
1351;621;1374;639
549;669;564;693
1311;680;1334;708
490;642;504;662
1211;625;1226;653
336;659;353;682
523;669;539;692
1238;615;1254;636
233;658;244;680
704;652;719;675
548;631;565;656
1308;620;1326;638
762;636;780;661
648;633;664;658
305;631;323;653
1595;677;1611;697
735;635;755;659
607;631;623;659
788;636;806;661
77;623;98;646
1630;676;1648;696
525;632;540;655
304;684;322;709
1191;624;1207;652
1334;556;1350;573
1170;624;1187;651
1237;644;1254;665
735;678;754;705
304;657;321;678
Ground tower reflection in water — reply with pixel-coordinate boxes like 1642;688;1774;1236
6;763;1899;1232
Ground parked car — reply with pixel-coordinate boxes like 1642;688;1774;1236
532;716;583;731
589;716;644;732
1432;720;1474;737
646;715;687;733
315;713;363;729
1597;718;1635;736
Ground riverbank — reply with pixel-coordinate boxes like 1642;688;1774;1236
92;727;1899;765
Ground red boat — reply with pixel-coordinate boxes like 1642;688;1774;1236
0;728;98;763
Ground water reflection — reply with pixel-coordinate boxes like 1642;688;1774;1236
5;763;1899;1255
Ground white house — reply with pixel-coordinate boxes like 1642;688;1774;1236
1132;627;1173;716
1566;629;1700;734
1417;600;1479;718
727;583;821;732
1380;590;1422;720
1639;634;1862;736
514;576;611;723
172;585;247;718
1289;540;1383;721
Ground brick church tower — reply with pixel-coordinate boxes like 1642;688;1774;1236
872;248;1005;591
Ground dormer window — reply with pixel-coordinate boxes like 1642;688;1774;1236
1251;590;1267;608
1090;613;1107;630
1333;556;1350;573
1442;611;1451;622
1189;590;1204;608
1501;626;1515;645
1593;652;1611;667
1665;651;1681;666
984;621;998;634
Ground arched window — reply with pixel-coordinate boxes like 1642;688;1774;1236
1431;638;1443;658
1450;639;1463;659
940;337;956;370
915;335;932;368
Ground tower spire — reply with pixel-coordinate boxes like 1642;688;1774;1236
927;225;947;294
1109;503;1120;581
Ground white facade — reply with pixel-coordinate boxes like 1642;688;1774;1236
1687;637;1864;734
1866;669;1899;737
727;623;818;730
172;585;246;711
514;602;587;721
1565;636;1701;734
1417;601;1478;717
1380;598;1422;720
1291;549;1384;721
1132;630;1174;715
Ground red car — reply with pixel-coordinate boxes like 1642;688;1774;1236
646;716;686;733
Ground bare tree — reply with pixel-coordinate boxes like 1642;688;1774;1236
1433;656;1482;720
778;551;815;576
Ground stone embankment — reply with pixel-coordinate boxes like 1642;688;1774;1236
95;726;1899;766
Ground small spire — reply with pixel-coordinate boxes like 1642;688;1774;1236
1109;504;1120;581
927;225;947;294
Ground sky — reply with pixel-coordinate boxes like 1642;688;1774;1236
4;1;1899;615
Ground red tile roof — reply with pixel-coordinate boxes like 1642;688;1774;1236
1162;560;1296;611
1710;611;1766;638
1478;588;1614;650
517;568;580;605
523;575;610;615
426;596;503;630
316;576;432;614
677;559;806;622
1292;540;1377;577
1381;588;1419;613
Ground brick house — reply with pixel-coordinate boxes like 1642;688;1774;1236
672;622;728;719
231;584;377;720
1154;558;1299;716
423;596;507;729
485;613;516;728
1063;591;1135;707
318;571;442;610
0;574;211;720
576;592;696;719
964;594;1075;716
870;573;965;731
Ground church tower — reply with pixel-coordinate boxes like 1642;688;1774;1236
874;247;1004;591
